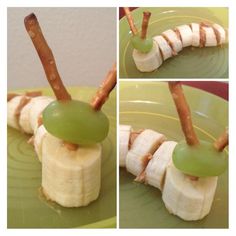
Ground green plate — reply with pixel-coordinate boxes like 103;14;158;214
119;82;228;228
119;7;228;78
7;87;116;228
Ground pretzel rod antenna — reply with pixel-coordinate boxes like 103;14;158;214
168;82;199;146
24;13;71;101
141;11;151;39
214;128;228;152
123;7;138;35
91;63;117;111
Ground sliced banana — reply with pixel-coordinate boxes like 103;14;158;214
190;23;200;47
162;29;183;53
202;26;217;47
153;35;172;60
34;125;48;162
119;125;132;167
212;23;226;45
133;41;163;72
126;129;166;176
7;95;24;130
19;99;34;134
8;93;103;208
42;133;102;207
29;96;54;133
145;141;177;190
131;22;226;72
162;162;218;221
176;25;193;47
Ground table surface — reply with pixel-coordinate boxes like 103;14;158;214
182;82;228;101
119;7;137;19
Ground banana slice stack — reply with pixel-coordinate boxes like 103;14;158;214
133;22;227;72
119;124;218;221
7;94;102;207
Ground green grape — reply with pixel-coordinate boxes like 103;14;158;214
42;100;109;145
172;140;228;177
131;35;153;53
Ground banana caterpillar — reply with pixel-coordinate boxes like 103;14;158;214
119;124;218;221
7;93;101;207
132;22;227;72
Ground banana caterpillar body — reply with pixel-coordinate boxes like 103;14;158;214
7;94;101;207
119;124;218;221
132;23;227;72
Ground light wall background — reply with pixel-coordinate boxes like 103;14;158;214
8;7;116;89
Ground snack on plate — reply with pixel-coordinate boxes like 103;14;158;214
7;13;117;207
119;82;228;221
124;8;228;72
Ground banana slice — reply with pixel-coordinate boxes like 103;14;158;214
212;23;226;45
42;133;102;207
176;25;193;47
19;99;34;134
126;129;166;176
190;23;200;47
202;26;217;47
153;35;172;60
162;162;218;221
133;41;163;72
19;96;53;134
119;125;132;167
29;96;54;133
145;141;177;190
162;29;183;53
7;95;25;130
34;125;48;162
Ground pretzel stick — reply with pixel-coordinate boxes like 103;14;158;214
123;7;138;35
168;82;199;146
24;13;71;101
141;11;151;39
214;128;228;152
91;63;117;111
